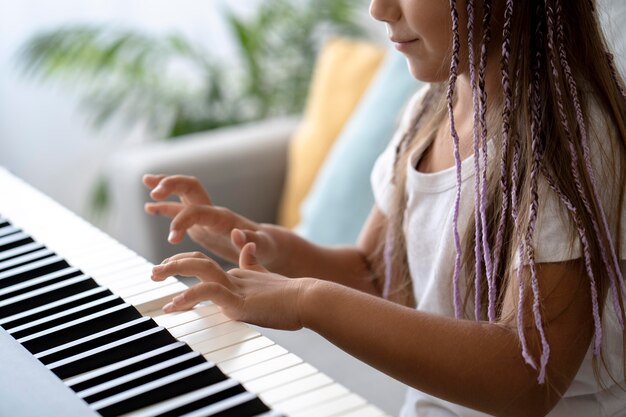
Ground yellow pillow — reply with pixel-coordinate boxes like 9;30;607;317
278;38;385;228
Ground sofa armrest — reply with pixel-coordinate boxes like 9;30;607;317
104;116;300;264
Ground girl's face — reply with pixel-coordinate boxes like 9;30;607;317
369;0;455;83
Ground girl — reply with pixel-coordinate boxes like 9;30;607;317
143;0;626;415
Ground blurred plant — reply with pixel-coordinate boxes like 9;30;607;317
18;0;369;139
16;0;370;221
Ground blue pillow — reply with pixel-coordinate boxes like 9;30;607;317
296;50;422;245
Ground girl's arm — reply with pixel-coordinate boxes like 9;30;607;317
153;242;593;417
301;259;593;417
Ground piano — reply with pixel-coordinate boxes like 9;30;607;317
0;167;390;417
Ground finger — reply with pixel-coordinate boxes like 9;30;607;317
163;282;240;313
239;242;268;273
169;205;229;244
231;228;267;249
151;258;229;287
143;174;167;189
158;251;209;265
149;175;212;205
144;202;184;217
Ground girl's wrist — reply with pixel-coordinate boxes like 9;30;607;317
297;278;328;330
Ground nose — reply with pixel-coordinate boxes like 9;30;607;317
369;0;400;23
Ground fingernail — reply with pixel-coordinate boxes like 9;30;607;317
168;230;178;242
161;258;169;264
163;303;174;313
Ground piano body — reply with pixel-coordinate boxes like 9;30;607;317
0;167;390;417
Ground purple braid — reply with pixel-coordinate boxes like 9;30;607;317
511;137;537;369
606;52;626;104
555;0;626;302
466;0;484;321
542;166;603;355
545;0;622;329
526;7;550;382
491;0;515;322
448;0;465;319
478;0;495;321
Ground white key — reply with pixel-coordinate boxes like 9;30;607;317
243;363;318;394
261;373;333;406
204;336;274;364
169;313;231;339
153;304;220;328
126;282;187;314
219;345;288;374
273;384;349;415
229;353;303;383
181;321;250;346
292;393;367;417
113;277;178;299
192;328;261;355
334;405;388;417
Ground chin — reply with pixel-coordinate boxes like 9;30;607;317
405;57;449;84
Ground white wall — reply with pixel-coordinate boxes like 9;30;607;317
0;0;263;217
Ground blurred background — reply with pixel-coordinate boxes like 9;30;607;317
1;1;624;416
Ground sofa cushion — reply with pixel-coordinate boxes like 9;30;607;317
295;51;422;244
277;38;385;228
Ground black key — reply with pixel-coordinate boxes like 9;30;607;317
0;286;111;330
82;353;211;404
0;257;73;290
157;386;267;417
0;225;19;238
0;248;55;273
0;241;45;263
211;397;270;417
95;363;227;417
10;295;124;339
20;304;142;354
49;326;178;379
0;234;35;256
69;342;192;392
0;275;98;319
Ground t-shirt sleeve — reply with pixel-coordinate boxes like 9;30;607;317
371;84;431;216
517;101;626;266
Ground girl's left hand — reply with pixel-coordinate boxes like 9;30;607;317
151;243;316;331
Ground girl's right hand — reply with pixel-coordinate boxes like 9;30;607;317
143;174;280;267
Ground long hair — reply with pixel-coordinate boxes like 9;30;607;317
379;0;626;385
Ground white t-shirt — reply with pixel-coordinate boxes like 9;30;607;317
371;86;626;417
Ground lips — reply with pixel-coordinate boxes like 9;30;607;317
390;38;419;44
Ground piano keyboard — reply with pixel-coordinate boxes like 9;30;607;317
0;167;390;417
